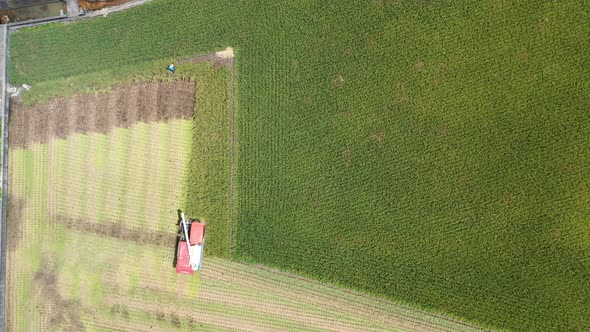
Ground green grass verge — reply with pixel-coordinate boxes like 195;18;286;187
9;1;590;330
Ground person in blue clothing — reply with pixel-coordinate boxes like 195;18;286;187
167;63;176;74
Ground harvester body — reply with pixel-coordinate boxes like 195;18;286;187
176;213;206;274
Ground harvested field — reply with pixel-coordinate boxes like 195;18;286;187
6;82;195;329
9;81;195;148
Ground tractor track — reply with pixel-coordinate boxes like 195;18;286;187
54;214;177;247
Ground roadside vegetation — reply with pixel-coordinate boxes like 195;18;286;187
8;1;590;330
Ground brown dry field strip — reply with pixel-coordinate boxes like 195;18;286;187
9;81;195;148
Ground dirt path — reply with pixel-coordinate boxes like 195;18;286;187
65;0;80;17
0;24;7;332
83;0;152;18
6;0;153;30
9;81;195;149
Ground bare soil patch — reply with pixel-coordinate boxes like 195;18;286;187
54;214;177;247
9;81;195;148
5;196;25;251
78;0;134;11
34;255;85;331
215;47;234;59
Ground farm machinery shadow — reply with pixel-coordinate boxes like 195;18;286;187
172;209;182;268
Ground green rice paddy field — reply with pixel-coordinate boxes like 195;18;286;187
9;0;590;330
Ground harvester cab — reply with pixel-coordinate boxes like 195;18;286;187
176;212;206;274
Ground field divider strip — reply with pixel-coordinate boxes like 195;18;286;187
229;57;237;257
0;23;8;332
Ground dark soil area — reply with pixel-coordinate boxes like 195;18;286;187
34;256;85;331
9;81;196;148
55;214;177;247
5;196;24;251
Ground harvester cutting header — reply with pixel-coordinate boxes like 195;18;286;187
176;212;206;274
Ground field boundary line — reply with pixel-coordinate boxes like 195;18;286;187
229;56;237;257
0;24;8;332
